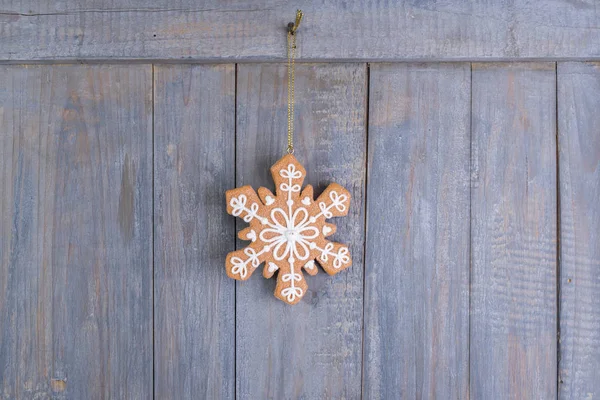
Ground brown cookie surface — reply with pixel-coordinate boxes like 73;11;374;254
225;154;352;305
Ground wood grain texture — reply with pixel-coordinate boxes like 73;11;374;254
363;63;471;399
1;1;600;61
235;63;366;399
153;64;235;400
470;62;557;400
557;62;600;399
0;65;153;399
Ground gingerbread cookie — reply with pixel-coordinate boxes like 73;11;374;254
225;154;352;305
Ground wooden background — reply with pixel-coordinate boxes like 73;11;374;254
1;2;600;400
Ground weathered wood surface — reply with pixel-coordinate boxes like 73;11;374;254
153;64;236;399
557;62;600;399
235;63;366;399
3;60;600;399
2;1;600;61
363;63;471;399
0;65;153;399
470;63;557;400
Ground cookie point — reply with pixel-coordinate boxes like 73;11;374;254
271;153;306;178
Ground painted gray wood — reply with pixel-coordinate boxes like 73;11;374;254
0;65;153;399
2;59;598;398
363;63;471;399
235;63;366;399
2;1;600;61
470;63;557;400
557;61;600;399
153;64;236;400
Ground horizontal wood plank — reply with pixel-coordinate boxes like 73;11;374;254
0;65;153;399
1;1;599;61
470;62;558;400
557;61;600;399
235;63;366;399
363;63;471;399
153;64;236;399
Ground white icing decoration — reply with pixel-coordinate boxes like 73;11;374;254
227;158;351;304
279;164;302;200
230;247;268;278
280;258;303;302
268;262;279;273
258;207;318;261
314;190;348;219
230;194;264;224
315;243;350;269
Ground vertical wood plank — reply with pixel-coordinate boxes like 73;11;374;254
235;63;366;399
363;63;471;399
470;63;557;399
0;65;153;399
557;62;600;399
153;64;236;400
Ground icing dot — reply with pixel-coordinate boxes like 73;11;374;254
288;257;295;263
287;199;294;207
309;243;317;249
284;230;298;241
309;217;316;223
264;245;271;251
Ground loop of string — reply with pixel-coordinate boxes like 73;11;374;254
286;10;303;155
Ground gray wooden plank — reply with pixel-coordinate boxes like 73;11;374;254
363;63;470;399
153;64;236;400
0;65;153;399
470;62;557;399
557;61;600;399
1;1;600;61
235;63;366;399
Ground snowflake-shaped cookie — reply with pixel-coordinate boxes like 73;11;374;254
225;154;352;305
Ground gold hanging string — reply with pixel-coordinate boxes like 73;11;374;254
286;10;303;154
